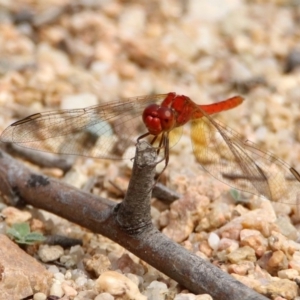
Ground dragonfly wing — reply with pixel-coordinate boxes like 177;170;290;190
0;94;167;159
151;126;183;149
190;113;299;205
169;126;183;148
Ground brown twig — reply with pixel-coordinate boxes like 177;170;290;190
152;182;181;203
0;143;268;300
2;143;74;172
44;235;82;248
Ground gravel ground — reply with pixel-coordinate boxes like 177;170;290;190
0;1;300;299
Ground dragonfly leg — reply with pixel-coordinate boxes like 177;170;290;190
153;133;170;185
155;134;165;156
160;133;170;174
150;135;158;145
137;132;151;143
137;132;167;156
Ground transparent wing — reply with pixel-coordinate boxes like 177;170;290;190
190;108;300;206
152;127;183;150
169;126;183;148
0;94;168;159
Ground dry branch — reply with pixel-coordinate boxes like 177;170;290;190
0;143;268;300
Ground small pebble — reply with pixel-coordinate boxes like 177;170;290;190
47;265;60;274
278;269;299;280
207;232;220;251
194;295;213;300
75;276;88;287
60;93;98;109
94;293;115;300
2;207;31;225
95;271;146;300
143;281;168;300
33;292;47;300
227;246;256;264
38;245;64;262
54;272;65;282
75;290;97;300
62;282;78;297
50;281;64;298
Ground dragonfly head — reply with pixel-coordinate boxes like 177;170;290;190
142;104;176;135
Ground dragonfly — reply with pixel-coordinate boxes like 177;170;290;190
1;92;299;206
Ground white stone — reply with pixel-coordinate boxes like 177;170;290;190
174;293;196;300
33;292;47;300
195;295;213;300
119;6;146;37
187;0;242;22
74;290;97;300
60;93;98;109
278;269;299;280
62;282;78;297
38;245;64;262
208;232;220;251
143;281;168;300
74;276;87;287
47;265;60;274
54;272;65;282
64;270;72;279
94;293;115;300
50;281;64;298
95;271;146;300
2;207;31;225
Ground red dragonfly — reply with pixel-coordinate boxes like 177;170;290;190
1;92;299;206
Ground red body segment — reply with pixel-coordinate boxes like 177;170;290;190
194;96;244;118
143;93;244;136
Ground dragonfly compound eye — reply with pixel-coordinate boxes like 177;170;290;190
157;107;175;131
142;104;162;135
142;104;175;135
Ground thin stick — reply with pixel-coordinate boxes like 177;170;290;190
0;147;268;300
